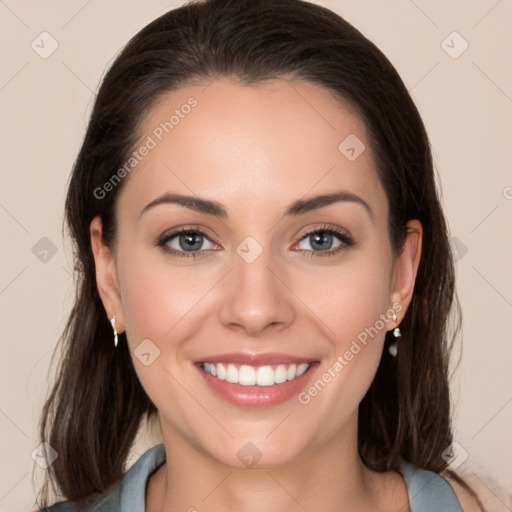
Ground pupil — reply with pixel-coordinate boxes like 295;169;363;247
311;232;332;251
180;233;202;251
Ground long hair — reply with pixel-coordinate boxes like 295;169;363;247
36;0;472;507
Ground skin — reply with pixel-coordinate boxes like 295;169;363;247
90;78;424;512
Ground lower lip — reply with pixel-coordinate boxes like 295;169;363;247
196;362;319;409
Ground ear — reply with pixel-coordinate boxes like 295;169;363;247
90;215;125;333
389;219;423;322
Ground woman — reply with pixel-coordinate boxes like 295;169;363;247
36;0;486;510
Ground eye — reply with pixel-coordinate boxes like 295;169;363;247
293;226;353;257
157;228;219;257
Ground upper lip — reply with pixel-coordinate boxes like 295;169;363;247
195;352;316;366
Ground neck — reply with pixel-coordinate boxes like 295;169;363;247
146;414;406;512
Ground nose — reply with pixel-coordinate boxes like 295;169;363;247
218;248;296;337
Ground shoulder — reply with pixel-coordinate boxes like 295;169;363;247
440;470;485;512
399;460;481;512
40;491;119;511
446;481;483;512
41;444;166;512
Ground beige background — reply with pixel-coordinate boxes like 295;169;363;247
0;1;511;510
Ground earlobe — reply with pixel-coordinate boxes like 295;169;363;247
89;216;125;333
389;219;423;320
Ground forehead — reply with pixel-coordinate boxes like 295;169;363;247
118;78;386;217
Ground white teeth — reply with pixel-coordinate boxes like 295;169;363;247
274;364;288;384
256;365;274;386
217;362;226;380
297;363;309;377
202;362;311;386
226;363;239;384
287;364;297;380
239;365;256;386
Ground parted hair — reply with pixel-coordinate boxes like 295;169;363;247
36;0;477;509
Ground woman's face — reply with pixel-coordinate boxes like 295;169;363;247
92;78;420;468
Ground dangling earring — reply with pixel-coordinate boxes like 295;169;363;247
389;312;401;357
110;316;118;347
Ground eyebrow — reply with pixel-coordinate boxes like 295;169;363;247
284;191;373;220
140;193;228;218
139;190;373;220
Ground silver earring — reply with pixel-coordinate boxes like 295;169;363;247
388;321;401;358
110;316;118;347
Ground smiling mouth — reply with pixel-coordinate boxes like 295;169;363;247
199;361;313;387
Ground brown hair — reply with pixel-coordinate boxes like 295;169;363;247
35;0;480;508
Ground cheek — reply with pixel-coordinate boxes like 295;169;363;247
294;264;392;431
118;248;219;342
294;245;392;400
120;269;176;342
116;249;216;410
298;248;393;347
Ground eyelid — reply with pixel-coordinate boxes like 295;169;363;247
156;224;354;258
291;224;354;256
156;225;221;258
158;225;219;243
295;224;352;242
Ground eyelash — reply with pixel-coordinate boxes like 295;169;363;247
156;225;354;259
295;225;354;258
156;226;219;259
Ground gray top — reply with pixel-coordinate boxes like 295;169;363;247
42;444;462;511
